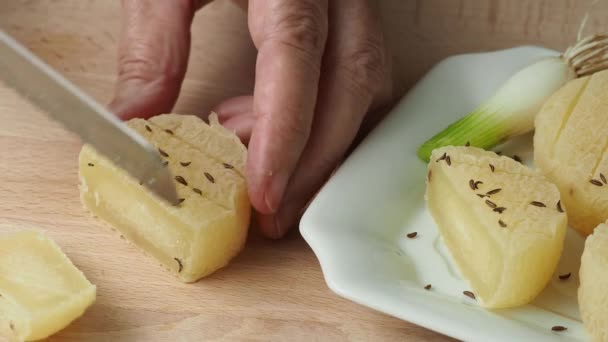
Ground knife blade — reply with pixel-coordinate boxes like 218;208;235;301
0;29;178;204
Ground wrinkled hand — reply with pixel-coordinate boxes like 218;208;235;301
110;0;392;239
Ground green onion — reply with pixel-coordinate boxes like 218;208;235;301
417;34;608;162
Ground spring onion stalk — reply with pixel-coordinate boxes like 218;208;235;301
417;34;608;162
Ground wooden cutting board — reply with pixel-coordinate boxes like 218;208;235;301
1;1;606;341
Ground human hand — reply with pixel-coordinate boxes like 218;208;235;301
109;0;392;239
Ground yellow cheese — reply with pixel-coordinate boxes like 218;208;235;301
0;231;96;341
578;222;608;342
426;146;567;308
78;113;251;282
534;70;608;236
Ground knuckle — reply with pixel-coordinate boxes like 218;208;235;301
117;57;157;83
117;50;182;87
338;37;387;99
270;2;328;57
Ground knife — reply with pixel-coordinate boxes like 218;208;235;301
0;29;179;204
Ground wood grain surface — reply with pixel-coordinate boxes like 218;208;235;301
1;1;607;341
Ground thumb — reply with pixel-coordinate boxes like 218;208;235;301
109;0;202;120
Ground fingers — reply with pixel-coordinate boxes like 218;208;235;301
260;0;391;238
109;0;204;120
213;95;253;122
229;0;248;11
213;95;255;144
245;0;329;220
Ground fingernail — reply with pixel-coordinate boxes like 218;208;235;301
255;212;284;240
264;171;290;213
273;215;284;239
272;215;285;239
274;199;303;238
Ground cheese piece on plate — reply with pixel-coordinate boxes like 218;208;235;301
534;70;608;236
78;113;251;283
578;222;608;342
0;231;96;342
425;146;567;308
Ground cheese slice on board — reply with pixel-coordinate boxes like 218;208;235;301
0;230;96;342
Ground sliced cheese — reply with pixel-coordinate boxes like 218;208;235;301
78;113;251;282
0;231;96;341
426;146;567;308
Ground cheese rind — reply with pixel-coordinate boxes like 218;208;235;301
426;146;567;308
78;113;251;282
148;113;246;175
0;231;96;341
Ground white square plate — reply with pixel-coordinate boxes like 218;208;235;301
299;46;589;341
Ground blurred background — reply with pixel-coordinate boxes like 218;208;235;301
2;0;607;117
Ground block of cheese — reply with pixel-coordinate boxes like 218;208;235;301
534;70;608;236
579;222;608;342
78;113;251;282
0;231;96;342
425;146;567;308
